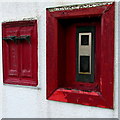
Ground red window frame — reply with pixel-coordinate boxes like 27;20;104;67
2;20;38;86
46;2;115;109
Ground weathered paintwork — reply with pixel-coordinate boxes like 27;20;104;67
2;20;38;86
46;2;114;109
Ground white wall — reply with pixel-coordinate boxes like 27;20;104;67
118;1;120;119
0;3;3;119
0;0;119;118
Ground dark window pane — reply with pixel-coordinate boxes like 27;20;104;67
80;56;90;72
81;35;89;45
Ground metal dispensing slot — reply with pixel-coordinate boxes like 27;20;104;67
78;33;91;74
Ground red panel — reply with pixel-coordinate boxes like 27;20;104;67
46;10;59;97
46;3;114;109
19;26;33;78
100;3;115;108
2;26;20;83
2;20;38;86
8;41;19;77
48;88;108;108
49;4;111;19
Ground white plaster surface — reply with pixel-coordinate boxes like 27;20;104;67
118;1;120;119
0;3;3;119
0;0;119;118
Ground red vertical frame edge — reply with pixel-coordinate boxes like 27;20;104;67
2;20;38;86
46;2;115;109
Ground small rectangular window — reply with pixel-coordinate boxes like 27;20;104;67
47;2;114;109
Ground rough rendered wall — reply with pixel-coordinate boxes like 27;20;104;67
0;3;2;118
0;0;119;118
118;1;120;119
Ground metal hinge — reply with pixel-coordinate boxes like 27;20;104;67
3;35;31;44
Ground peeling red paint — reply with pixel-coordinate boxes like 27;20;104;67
47;3;114;109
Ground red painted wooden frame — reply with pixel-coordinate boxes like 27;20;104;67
2;20;38;86
46;3;115;109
